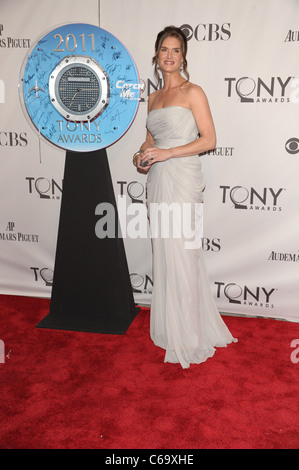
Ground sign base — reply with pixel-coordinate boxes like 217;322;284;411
36;149;139;334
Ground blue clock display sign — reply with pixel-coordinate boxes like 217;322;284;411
19;23;141;152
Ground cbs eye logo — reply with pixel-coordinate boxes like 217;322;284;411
285;138;299;154
180;23;231;41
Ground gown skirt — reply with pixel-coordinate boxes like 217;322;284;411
146;106;237;369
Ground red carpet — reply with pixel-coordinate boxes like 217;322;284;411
0;294;298;449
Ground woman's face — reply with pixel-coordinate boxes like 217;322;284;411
158;36;183;74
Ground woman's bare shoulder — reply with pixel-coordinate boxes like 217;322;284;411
185;82;207;99
182;82;209;110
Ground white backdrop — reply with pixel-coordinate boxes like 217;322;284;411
0;0;298;322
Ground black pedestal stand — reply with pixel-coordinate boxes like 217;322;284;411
36;149;139;334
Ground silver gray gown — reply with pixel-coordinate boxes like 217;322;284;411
146;106;237;369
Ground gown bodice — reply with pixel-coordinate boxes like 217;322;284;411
146;106;199;149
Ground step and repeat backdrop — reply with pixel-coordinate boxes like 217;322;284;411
0;0;298;322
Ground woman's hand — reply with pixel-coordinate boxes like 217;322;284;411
138;147;172;171
135;151;149;174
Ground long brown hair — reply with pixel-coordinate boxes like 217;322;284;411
152;26;190;85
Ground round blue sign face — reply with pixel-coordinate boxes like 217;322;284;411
20;23;141;152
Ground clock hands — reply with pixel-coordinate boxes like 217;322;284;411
68;89;80;109
68;87;99;109
71;89;81;101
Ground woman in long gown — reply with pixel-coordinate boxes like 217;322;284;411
133;26;237;369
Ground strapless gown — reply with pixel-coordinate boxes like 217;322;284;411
146;106;237;369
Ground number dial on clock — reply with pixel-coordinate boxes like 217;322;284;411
49;56;110;122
